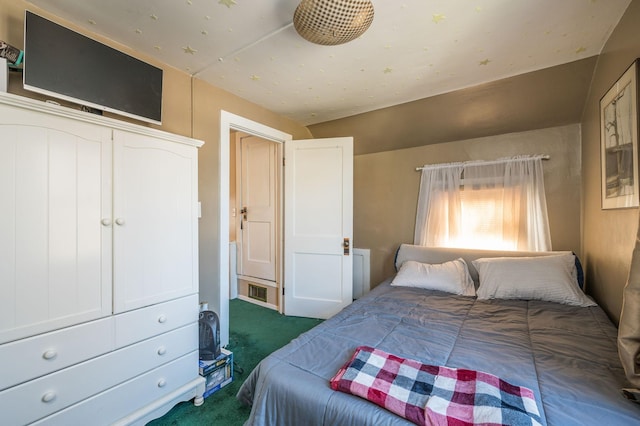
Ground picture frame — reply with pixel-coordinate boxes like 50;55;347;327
600;59;640;209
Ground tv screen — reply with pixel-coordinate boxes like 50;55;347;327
23;11;163;124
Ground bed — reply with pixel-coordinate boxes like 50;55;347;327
237;244;640;425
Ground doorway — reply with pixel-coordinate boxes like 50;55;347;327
217;112;354;348
218;111;292;347
231;132;282;312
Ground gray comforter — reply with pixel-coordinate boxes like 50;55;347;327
237;280;640;425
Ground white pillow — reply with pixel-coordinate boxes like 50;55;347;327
473;254;595;306
391;258;476;296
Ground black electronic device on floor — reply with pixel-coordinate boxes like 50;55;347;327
199;310;221;360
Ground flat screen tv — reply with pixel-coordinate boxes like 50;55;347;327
23;11;163;125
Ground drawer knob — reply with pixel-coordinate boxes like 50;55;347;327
157;346;167;356
42;391;57;403
42;349;58;360
157;378;167;388
157;314;167;324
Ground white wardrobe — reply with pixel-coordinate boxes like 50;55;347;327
0;92;205;425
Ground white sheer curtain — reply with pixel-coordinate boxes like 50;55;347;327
414;155;551;251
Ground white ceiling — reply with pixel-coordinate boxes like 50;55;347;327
27;0;631;126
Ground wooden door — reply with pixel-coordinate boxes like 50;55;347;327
283;137;353;319
238;135;278;282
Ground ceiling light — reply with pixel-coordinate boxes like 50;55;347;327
293;0;374;46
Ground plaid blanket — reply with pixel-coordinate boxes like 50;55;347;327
330;346;542;426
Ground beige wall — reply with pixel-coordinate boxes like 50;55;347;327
0;1;312;310
355;125;582;286
582;0;640;324
1;1;193;137
310;57;596;156
191;79;311;308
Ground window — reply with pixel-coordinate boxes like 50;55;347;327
414;156;551;251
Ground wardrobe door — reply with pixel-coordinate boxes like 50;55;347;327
0;107;112;344
112;130;199;313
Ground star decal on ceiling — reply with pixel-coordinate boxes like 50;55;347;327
384;67;393;74
575;46;587;54
182;45;197;54
479;59;490;65
88;19;96;25
219;0;237;7
150;14;158;20
250;75;261;81
432;14;446;24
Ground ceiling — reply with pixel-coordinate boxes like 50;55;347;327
27;0;631;126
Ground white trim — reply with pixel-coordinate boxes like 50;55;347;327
218;111;292;347
237;275;278;288
0;92;202;147
352;248;371;298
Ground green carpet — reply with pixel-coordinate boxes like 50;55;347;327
147;299;322;425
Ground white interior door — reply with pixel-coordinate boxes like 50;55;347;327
238;135;278;282
284;137;353;319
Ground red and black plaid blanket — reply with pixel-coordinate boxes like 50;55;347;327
330;346;542;426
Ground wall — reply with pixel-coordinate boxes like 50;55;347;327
1;1;192;137
356;125;582;286
191;79;311;312
310;58;596;156
582;0;640;324
0;1;312;315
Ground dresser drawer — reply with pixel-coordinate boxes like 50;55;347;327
30;351;202;426
0;317;114;391
0;323;197;425
115;294;199;348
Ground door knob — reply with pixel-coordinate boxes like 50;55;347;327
41;391;56;403
42;349;58;360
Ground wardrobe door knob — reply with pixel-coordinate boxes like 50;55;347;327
101;218;112;226
42;349;58;360
42;391;57;403
115;218;125;226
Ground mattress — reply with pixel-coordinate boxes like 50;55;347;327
237;260;640;425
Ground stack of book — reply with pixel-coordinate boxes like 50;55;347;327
199;348;233;398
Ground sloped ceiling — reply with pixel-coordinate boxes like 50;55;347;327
311;56;598;155
26;0;631;127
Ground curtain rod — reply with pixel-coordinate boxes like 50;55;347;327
415;154;550;171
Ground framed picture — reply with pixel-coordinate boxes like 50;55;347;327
601;59;640;209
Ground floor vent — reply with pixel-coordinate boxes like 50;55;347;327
248;283;268;303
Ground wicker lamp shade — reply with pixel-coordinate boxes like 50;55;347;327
293;0;375;46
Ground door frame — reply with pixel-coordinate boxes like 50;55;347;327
218;111;292;347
